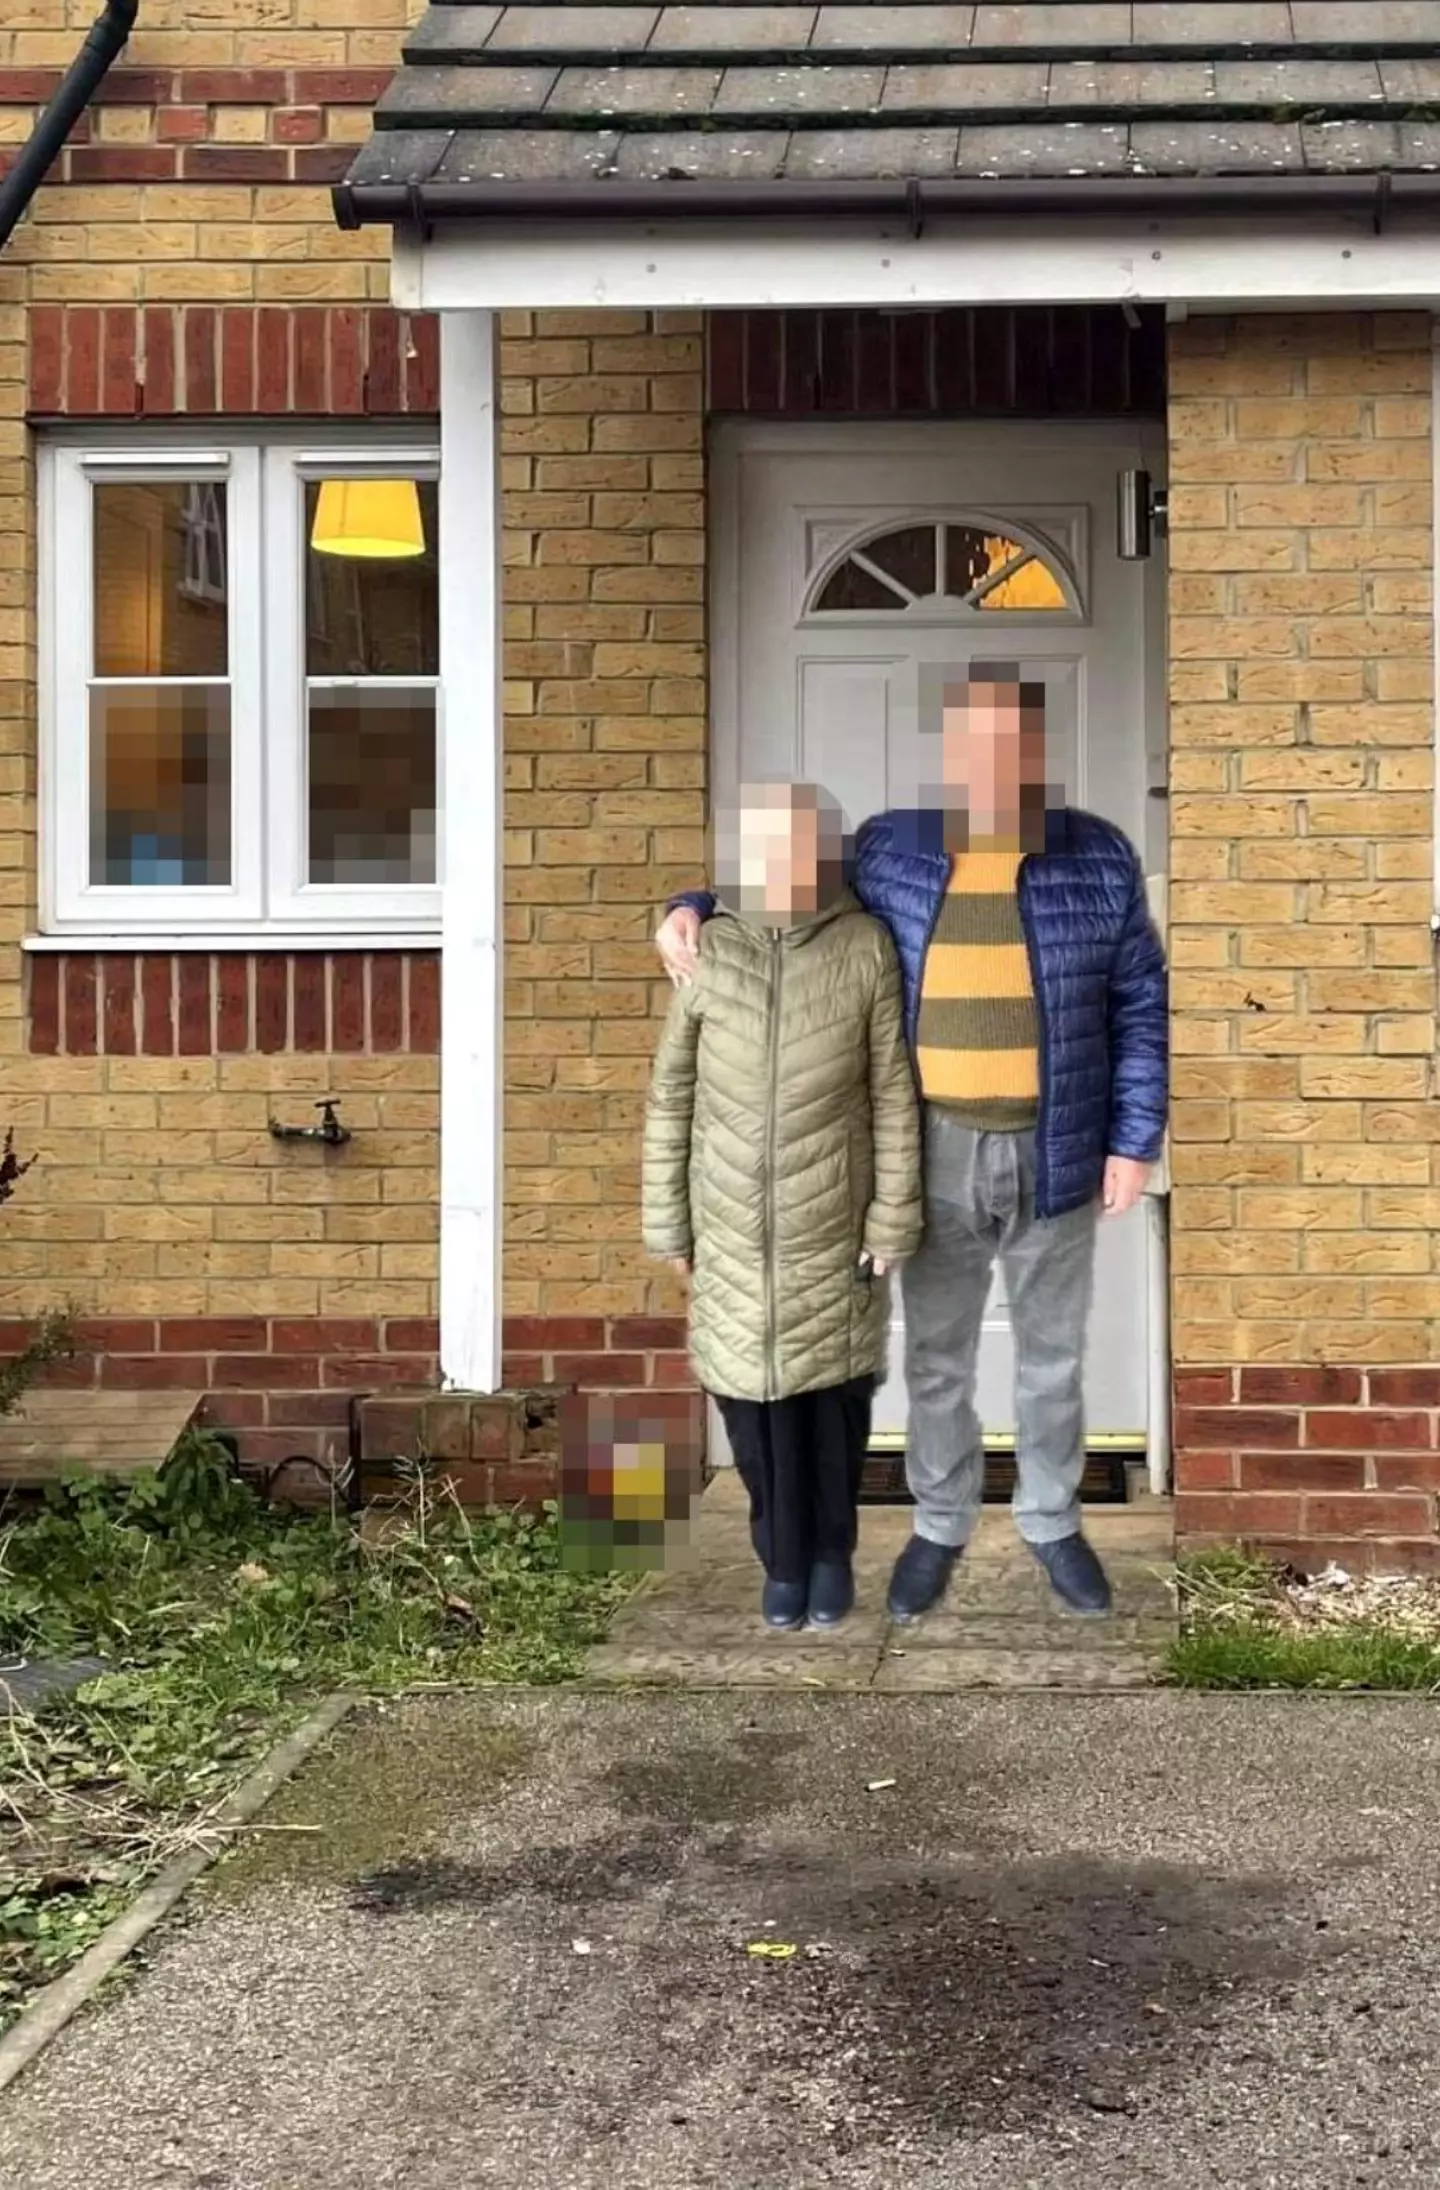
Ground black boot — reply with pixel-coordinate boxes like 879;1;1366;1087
807;1560;855;1629
761;1575;808;1630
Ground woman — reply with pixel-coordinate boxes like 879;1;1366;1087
643;782;922;1632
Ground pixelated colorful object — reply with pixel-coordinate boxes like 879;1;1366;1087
557;1390;705;1573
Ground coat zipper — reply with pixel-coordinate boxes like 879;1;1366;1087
1017;855;1052;1219
764;929;782;1401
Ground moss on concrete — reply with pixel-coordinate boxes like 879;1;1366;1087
208;1698;534;1898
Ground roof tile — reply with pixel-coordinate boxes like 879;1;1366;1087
880;61;1047;110
405;6;503;58
1300;118;1404;170
713;62;885;112
813;7;975;50
956;120;1131;175
351;0;1440;199
972;4;1132;46
377;64;558;119
784;124;960;175
1130;119;1305;172
1214;59;1387;102
610;128;789;176
546;64;722;113
1291;2;1440;38
648;7;818;54
433;127;622;181
485;6;660;52
1131;2;1291;40
1047;60;1215;107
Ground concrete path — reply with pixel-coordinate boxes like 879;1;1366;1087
2;1690;1437;2189
584;1470;1176;1689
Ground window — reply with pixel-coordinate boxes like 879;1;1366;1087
40;434;440;938
811;519;1075;617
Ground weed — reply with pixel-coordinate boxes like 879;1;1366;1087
1170;1548;1440;1693
0;1459;631;2029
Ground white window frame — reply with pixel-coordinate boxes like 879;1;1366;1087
37;425;441;944
263;443;440;931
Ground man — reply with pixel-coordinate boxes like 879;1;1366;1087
654;665;1167;1620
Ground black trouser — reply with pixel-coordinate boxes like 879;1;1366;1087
714;1376;874;1585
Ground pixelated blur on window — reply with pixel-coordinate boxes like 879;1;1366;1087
89;480;232;888
303;477;438;888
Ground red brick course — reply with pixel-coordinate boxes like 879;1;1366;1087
501;1315;692;1395
706;306;1167;418
0;1313;692;1484
27;303;438;419
28;952;439;1056
1174;1366;1440;1571
2;1315;441;1484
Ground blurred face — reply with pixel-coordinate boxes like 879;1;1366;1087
728;784;842;919
940;679;1047;837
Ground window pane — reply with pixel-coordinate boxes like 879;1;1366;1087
946;527;1019;598
980;555;1068;611
946;526;1068;609
93;481;229;678
307;688;436;885
863;524;937;596
814;559;907;612
305;478;438;677
88;684;231;886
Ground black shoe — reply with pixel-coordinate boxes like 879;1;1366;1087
1028;1532;1112;1616
762;1576;808;1630
807;1561;855;1629
886;1535;960;1623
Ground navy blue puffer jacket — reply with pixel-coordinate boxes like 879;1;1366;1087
673;805;1167;1219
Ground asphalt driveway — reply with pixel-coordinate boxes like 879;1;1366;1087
0;1690;1436;2190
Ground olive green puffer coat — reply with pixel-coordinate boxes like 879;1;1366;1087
643;891;923;1403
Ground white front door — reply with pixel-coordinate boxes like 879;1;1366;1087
710;420;1166;1445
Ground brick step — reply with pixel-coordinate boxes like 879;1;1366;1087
356;1384;564;1510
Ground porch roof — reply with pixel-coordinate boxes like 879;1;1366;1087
337;2;1440;224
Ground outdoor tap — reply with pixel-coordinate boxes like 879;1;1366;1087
267;1098;352;1149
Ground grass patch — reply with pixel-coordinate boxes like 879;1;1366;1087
1170;1547;1440;1694
0;1440;632;2032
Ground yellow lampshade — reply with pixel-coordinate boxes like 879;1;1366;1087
310;477;424;560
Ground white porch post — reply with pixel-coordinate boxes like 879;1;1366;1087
438;309;503;1391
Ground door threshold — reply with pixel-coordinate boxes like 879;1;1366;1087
860;1442;1134;1506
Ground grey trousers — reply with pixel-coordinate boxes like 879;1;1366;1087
900;1110;1098;1549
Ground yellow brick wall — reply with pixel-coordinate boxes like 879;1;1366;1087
498;310;704;1329
0;2;440;1340
1167;312;1437;1372
0;7;702;1358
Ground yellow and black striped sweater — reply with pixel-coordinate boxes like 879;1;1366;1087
914;846;1039;1130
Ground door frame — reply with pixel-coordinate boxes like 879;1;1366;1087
706;417;1172;1492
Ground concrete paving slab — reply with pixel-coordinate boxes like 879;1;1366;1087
1;1689;1439;2189
590;1471;1175;1689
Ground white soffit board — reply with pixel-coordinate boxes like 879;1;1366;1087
391;223;1440;316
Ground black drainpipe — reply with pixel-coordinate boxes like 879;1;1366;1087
0;0;139;252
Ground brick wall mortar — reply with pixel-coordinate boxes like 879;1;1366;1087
0;3;444;1333
0;9;695;1359
498;307;704;1332
1167;312;1439;1564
